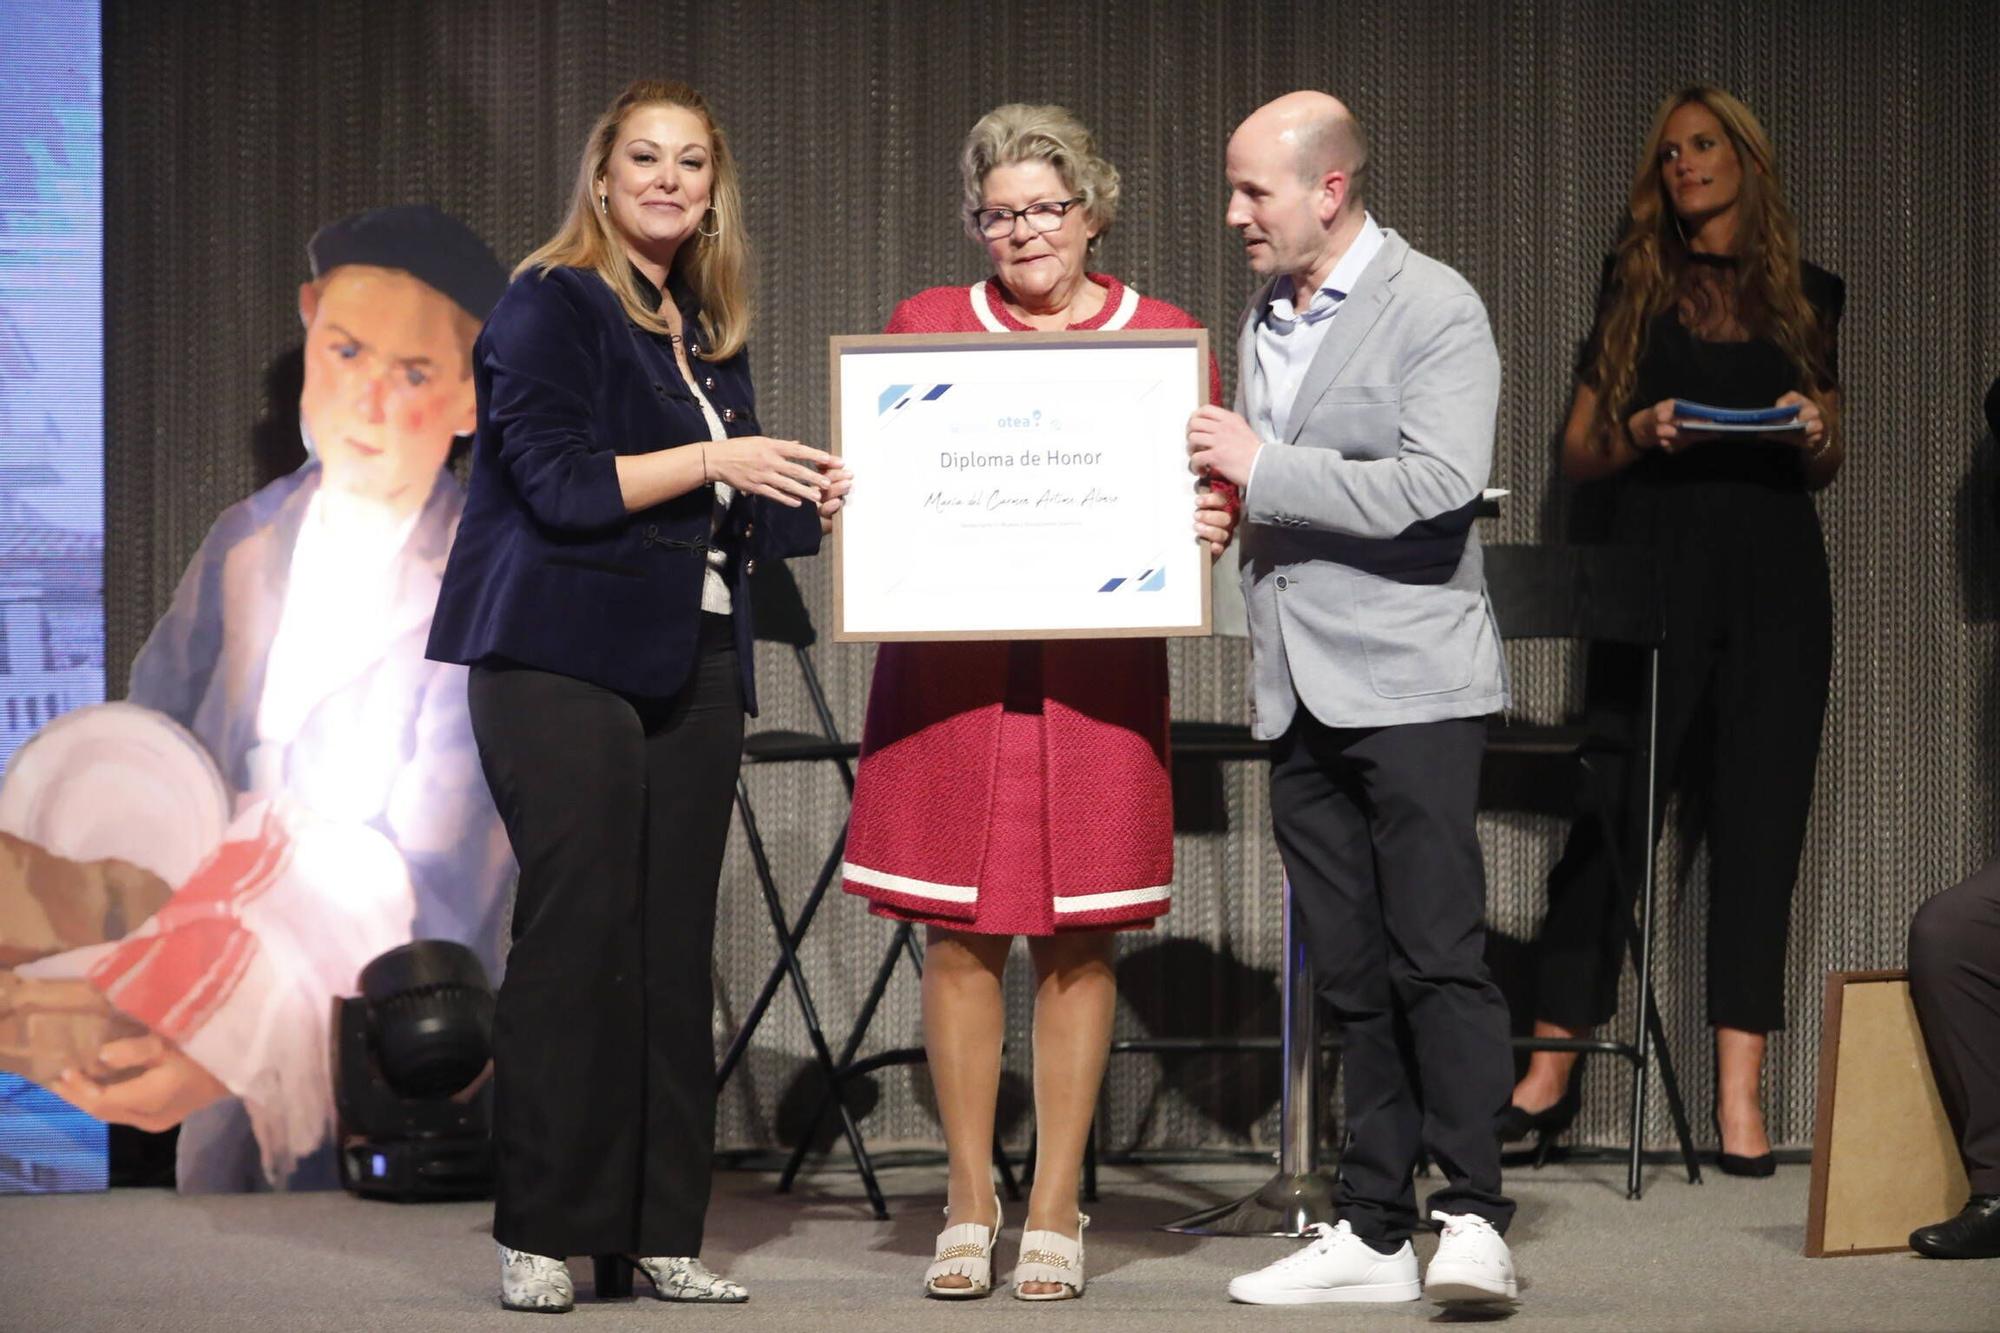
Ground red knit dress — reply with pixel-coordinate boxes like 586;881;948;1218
841;274;1226;935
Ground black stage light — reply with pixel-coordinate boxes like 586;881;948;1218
334;939;496;1202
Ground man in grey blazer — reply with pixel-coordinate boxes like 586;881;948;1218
1189;91;1518;1308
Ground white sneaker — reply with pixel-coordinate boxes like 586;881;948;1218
1226;1220;1421;1304
1423;1210;1519;1305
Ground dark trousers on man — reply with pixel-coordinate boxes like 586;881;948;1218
1910;860;2000;1195
1271;711;1515;1244
468;614;744;1259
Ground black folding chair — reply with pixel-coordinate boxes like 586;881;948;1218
721;560;1018;1217
1481;543;1702;1198
714;559;880;1208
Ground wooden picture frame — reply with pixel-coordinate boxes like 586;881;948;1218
1804;968;1967;1257
828;329;1213;643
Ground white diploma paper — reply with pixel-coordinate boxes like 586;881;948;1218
831;331;1211;641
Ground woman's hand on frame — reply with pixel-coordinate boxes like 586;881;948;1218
708;437;834;507
817;464;853;534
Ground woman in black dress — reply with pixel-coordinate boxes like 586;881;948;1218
1504;84;1844;1173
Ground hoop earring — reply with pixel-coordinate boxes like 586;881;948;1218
697;206;722;241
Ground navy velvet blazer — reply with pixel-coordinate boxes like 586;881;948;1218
426;264;821;708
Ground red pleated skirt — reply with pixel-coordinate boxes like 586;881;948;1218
869;703;1058;935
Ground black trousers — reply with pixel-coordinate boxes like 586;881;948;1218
1271;712;1515;1242
1536;482;1830;1034
469;615;744;1258
1910;861;2000;1195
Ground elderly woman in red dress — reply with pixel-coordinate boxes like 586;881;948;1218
841;103;1233;1301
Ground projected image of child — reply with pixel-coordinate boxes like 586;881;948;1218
0;206;514;1191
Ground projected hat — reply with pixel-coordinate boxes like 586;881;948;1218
308;204;507;322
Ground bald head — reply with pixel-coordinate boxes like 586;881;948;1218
1224;91;1372;289
1239;91;1369;201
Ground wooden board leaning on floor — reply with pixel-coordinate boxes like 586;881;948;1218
1806;970;1968;1256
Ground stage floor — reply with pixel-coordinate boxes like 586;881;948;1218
4;1159;1992;1330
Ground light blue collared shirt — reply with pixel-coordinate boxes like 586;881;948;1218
1245;214;1386;496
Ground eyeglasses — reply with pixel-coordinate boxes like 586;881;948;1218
972;197;1084;240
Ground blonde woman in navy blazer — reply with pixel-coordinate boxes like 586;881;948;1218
428;79;845;1314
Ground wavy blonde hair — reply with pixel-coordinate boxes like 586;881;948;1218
1586;84;1831;447
959;103;1121;249
518;79;750;360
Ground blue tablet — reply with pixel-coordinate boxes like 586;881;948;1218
1672;400;1801;426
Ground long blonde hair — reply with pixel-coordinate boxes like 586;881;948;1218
518;79;751;360
1586;84;1831;447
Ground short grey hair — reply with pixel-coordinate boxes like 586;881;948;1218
959;103;1121;246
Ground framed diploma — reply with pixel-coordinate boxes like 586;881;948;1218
829;329;1212;642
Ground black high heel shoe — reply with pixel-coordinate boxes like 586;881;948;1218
1495;1081;1582;1166
1715;1150;1776;1178
1710;1112;1776;1178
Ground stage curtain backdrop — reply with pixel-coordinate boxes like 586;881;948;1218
105;0;2000;1157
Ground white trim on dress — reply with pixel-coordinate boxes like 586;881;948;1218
1053;884;1171;914
1101;282;1141;330
968;281;1010;333
842;860;979;904
969;279;1141;332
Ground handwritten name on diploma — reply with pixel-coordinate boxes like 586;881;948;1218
922;486;1120;516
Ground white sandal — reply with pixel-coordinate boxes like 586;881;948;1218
924;1201;1002;1298
1012;1213;1088;1301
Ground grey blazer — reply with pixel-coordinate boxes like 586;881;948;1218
1235;228;1508;739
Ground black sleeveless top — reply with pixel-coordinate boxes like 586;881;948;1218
1579;253;1844;491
